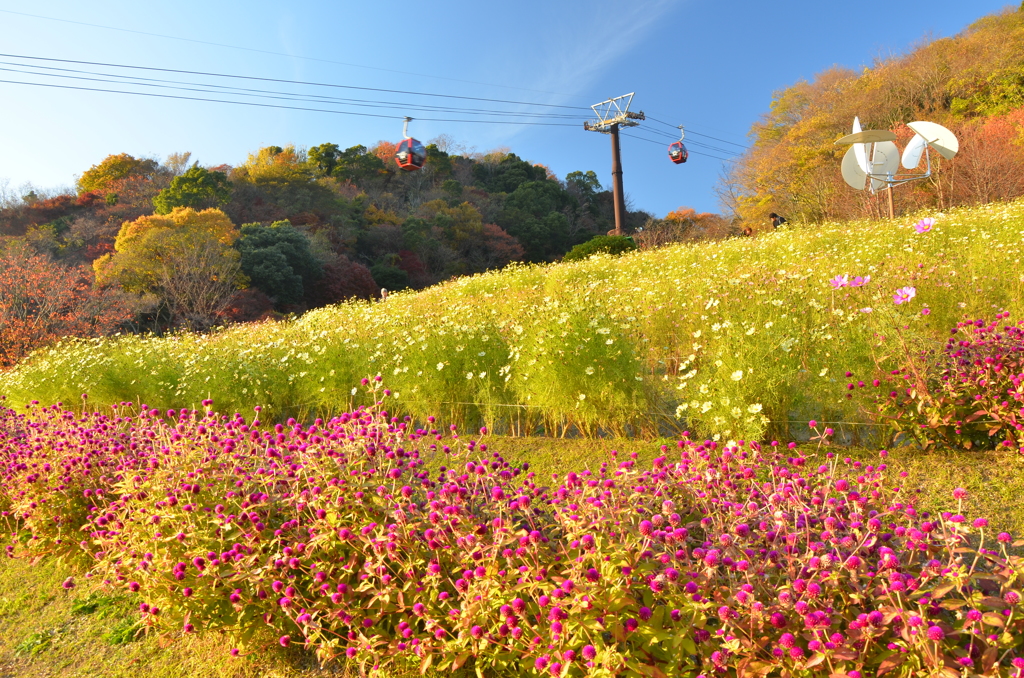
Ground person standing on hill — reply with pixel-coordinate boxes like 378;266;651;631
769;213;787;229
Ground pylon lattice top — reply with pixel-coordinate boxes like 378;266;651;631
584;93;645;133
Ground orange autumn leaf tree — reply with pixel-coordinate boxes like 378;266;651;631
0;243;132;368
93;207;245;327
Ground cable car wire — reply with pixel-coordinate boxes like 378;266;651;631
632;125;744;156
0;53;594;112
0;77;582;126
0;63;585;121
621;132;735;163
0;53;754;148
647;115;750;149
0;9;580;99
0;54;756;159
630;125;743;157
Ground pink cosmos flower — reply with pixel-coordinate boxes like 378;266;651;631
829;275;849;289
848;275;870;287
893;286;916;305
914;217;935;234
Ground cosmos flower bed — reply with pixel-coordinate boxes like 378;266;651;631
2;393;1024;677
3;201;1023;442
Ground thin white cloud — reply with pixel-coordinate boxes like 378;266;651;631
534;0;679;98
483;0;679;142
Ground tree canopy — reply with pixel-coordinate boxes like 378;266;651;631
77;153;160;195
93;207;244;326
153;166;232;214
237;221;322;307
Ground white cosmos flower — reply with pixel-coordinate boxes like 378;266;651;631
731;370;744;381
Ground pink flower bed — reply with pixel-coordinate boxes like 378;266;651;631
1;392;1023;676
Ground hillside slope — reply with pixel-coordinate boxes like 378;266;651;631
729;7;1024;225
1;200;1022;441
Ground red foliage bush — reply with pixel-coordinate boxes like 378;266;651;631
218;288;276;324
396;249;430;287
0;245;133;367
310;256;380;305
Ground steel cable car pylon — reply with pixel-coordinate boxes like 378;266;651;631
583;93;645;236
668;126;688;164
394;116;426;171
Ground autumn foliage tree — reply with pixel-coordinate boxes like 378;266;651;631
0;243;132;367
153;166;232;214
724;8;1024;225
77;153;160;195
634;207;732;248
94;208;245;328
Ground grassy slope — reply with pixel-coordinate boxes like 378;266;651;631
2;200;1022;443
3;201;1024;673
2;435;1023;677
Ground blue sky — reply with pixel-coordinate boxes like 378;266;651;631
0;1;1013;217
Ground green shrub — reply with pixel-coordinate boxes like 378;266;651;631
562;235;636;262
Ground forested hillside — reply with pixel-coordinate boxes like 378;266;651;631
725;6;1024;226
0;140;655;366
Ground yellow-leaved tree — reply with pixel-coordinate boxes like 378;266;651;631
94;207;246;327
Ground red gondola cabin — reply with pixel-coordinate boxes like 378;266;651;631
395;138;427;171
668;141;688;164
